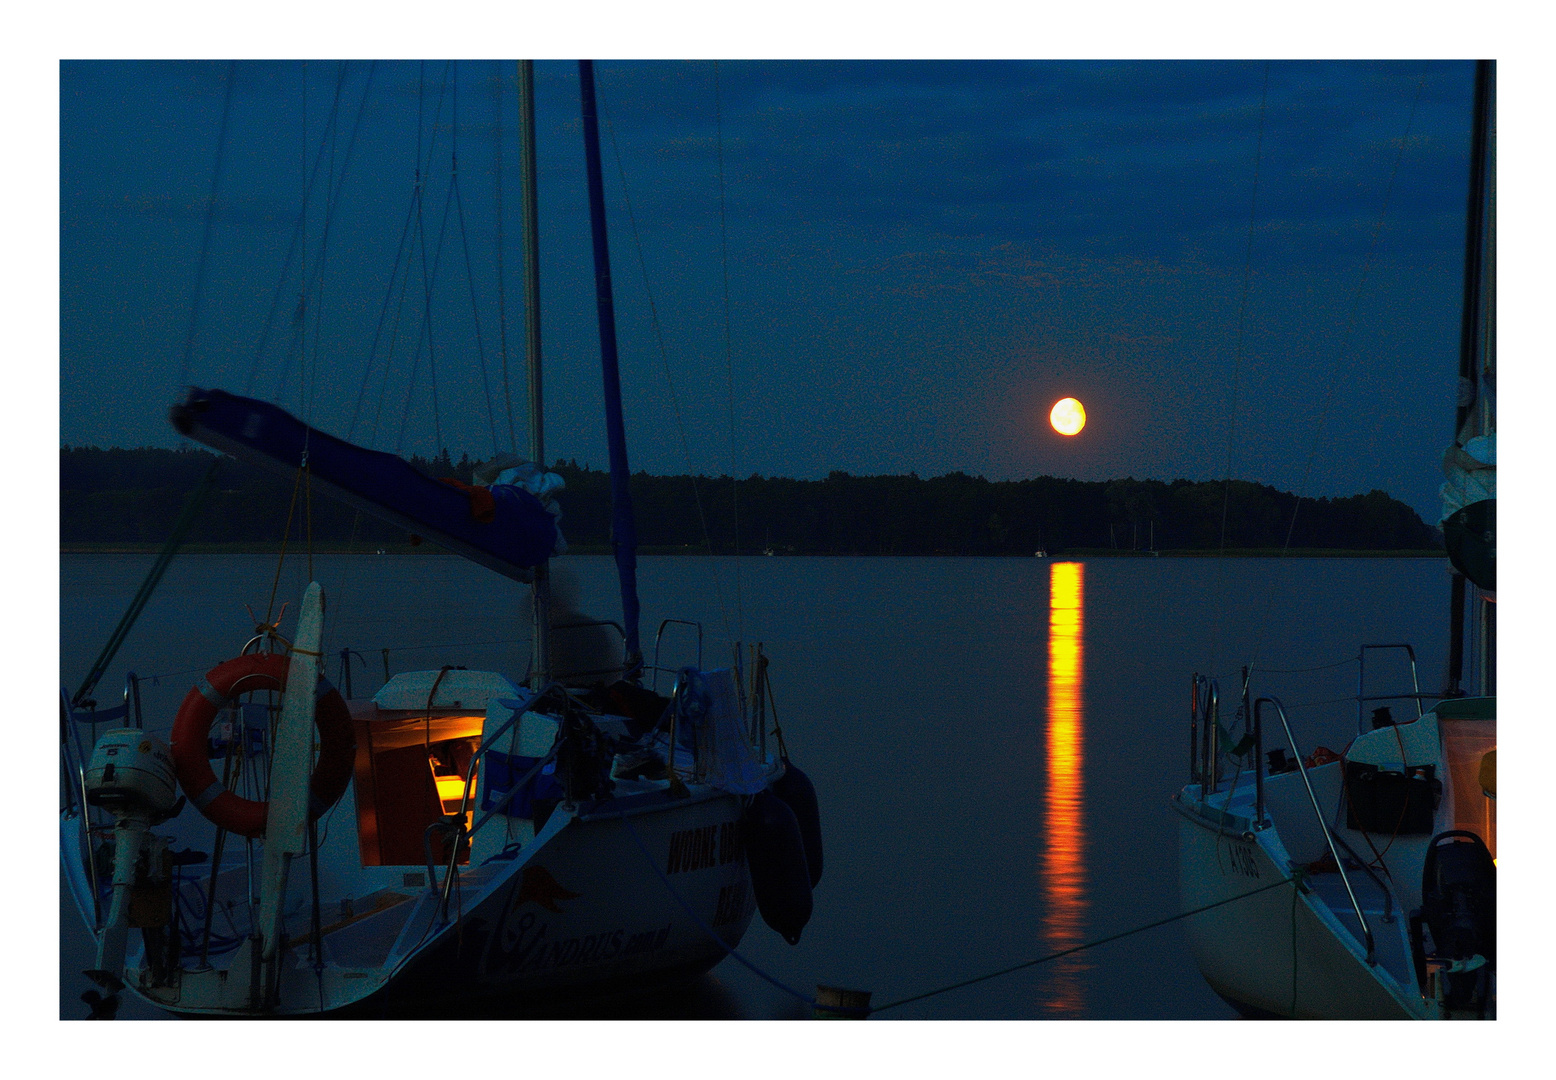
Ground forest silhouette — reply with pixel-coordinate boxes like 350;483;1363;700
61;446;1440;555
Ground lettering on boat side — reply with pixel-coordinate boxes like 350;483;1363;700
711;879;750;928
666;820;743;874
1218;837;1261;879
485;910;673;975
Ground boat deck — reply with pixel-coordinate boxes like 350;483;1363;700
1304;870;1414;988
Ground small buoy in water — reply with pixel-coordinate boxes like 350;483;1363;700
813;985;872;1019
742;788;812;945
770;761;823;887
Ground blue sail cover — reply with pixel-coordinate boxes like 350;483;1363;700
171;388;558;582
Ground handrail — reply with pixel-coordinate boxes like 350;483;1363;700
1255;696;1375;964
551;619;627;683
1246;667;1262;828
1202;679;1220;790
123;672;144;730
434;682;566;914
1357;643;1423;734
652;619;703;692
336;648;367;699
1323;827;1396;924
1189;674;1201;783
61;688;102;927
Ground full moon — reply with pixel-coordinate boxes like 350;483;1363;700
1050;397;1086;436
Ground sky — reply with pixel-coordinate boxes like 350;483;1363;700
33;0;1553;1057
58;56;1487;521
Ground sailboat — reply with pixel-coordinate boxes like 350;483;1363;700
60;60;824;1018
1171;61;1495;1020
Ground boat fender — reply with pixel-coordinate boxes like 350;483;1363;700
770;761;823;887
741;788;813;945
169;652;356;839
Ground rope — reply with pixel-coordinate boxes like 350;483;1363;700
1258;656;1358;675
868;876;1297;1015
263;463;308;627
376;637;527;655
73;461;222;706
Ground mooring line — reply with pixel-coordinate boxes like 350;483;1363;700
868;875;1297;1014
623;798;1296;1016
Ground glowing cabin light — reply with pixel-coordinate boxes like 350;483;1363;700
1050;398;1086;436
1041;560;1087;1014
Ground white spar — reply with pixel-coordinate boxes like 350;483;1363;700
257;581;325;997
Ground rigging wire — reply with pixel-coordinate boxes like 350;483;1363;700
492;60;518;455
245;61;376;398
594;69;736;644
1236;68;1431;682
1275;70;1429;556
79;59;235;704
398;61;456;459
1217;62;1271;557
397;146;458;459
449;61;504;456
348;194;417;442
177;60;238;389
713;60;746;646
1208;61;1269;677
303;61;351;434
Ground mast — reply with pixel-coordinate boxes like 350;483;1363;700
1446;59;1495;696
519;59;551;686
578;59;643;674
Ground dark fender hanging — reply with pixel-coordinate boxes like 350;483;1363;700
770;761;823;888
742;788;812;945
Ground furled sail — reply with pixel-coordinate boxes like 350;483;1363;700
171;388;560;583
1441;433;1494;593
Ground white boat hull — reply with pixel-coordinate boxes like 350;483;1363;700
1173;794;1423;1020
63;787;761;1017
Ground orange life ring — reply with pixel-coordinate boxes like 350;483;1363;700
169;652;356;839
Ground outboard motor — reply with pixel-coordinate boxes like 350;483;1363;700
742;788;812;944
83;730;182;996
1413;830;1495;1015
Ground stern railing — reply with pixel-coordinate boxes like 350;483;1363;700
1254;695;1376;965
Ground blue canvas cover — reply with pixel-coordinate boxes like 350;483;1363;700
480;752;565;818
171;388;559;582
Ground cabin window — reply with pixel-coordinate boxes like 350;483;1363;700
1439;717;1496;860
349;704;483;867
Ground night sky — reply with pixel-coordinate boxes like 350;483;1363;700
59;57;1485;520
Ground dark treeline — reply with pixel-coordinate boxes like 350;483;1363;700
61;446;1440;553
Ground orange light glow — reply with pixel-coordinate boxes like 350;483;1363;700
1042;561;1087;1015
1050;397;1086;436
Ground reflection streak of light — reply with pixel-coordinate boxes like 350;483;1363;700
1042;561;1087;1014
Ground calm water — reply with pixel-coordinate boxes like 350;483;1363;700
59;552;1451;1019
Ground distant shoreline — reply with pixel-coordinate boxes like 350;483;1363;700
59;542;1447;559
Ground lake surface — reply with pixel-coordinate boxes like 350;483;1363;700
59;552;1451;1019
